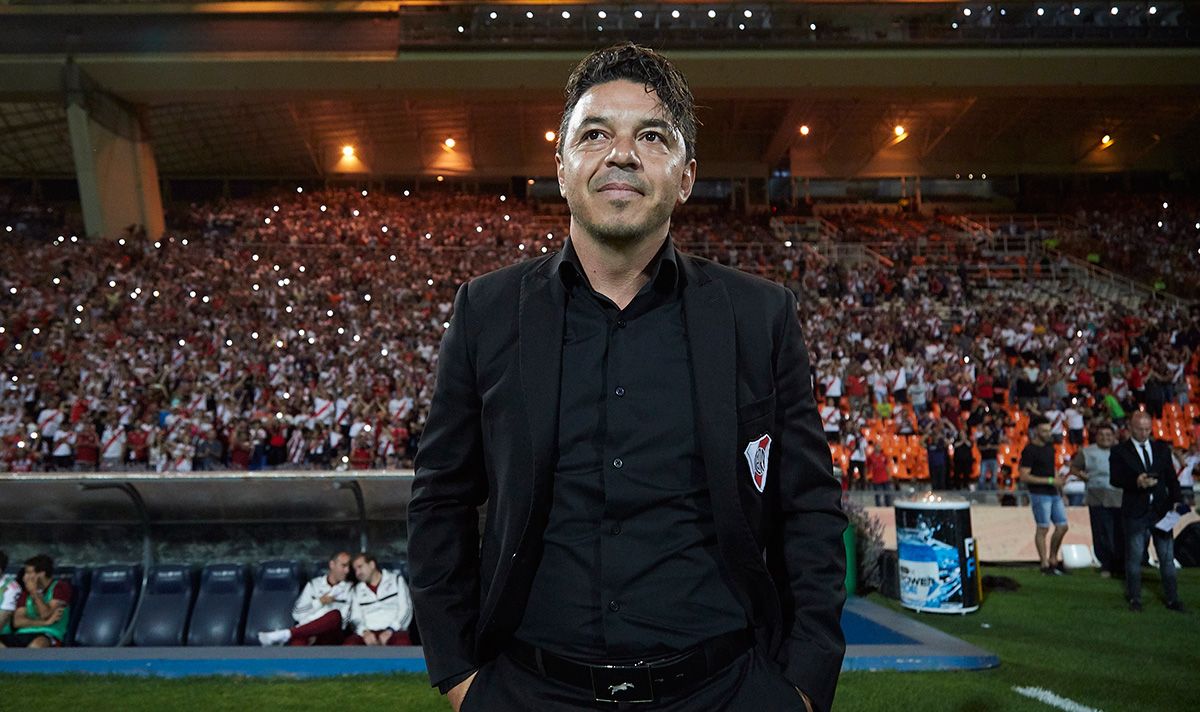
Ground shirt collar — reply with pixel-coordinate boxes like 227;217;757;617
556;235;680;294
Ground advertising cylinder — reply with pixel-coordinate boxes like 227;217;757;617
895;499;980;613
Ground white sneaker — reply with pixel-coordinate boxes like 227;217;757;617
257;629;291;646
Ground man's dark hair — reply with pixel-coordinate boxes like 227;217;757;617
558;43;698;162
25;554;54;577
352;552;377;568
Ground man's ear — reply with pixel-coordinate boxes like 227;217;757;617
556;151;567;199
677;158;697;205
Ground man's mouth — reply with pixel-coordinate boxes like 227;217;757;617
597;182;644;198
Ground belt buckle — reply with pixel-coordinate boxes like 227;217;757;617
589;662;655;703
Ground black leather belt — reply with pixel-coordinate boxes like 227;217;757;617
507;629;754;704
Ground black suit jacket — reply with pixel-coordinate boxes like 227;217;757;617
1109;438;1182;522
408;247;848;711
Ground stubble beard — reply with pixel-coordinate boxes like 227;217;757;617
573;193;676;249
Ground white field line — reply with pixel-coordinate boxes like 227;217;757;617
1012;686;1104;712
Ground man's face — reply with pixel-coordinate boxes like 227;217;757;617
352;557;376;583
1095;428;1115;449
22;566;48;591
556;79;695;247
1035;424;1051;443
328;553;351;583
1130;414;1152;442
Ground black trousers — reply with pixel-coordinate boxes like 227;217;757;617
1088;505;1124;574
460;647;808;712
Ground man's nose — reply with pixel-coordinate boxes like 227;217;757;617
604;135;641;170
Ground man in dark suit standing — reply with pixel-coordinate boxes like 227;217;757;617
1109;411;1185;612
408;44;847;711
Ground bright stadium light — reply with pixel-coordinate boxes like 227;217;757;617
342;145;355;157
708;10;716;18
800;125;810;136
545;131;556;142
894;125;906;137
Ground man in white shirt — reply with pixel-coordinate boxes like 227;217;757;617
258;551;353;646
343;553;413;646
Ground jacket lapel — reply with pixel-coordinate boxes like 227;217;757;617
519;256;566;496
680;256;762;569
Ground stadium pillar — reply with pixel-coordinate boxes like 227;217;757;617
64;61;165;241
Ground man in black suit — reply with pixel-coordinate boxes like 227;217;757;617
1109;411;1185;612
408;44;847;711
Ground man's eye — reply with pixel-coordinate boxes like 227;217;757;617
642;132;663;143
583;130;605;141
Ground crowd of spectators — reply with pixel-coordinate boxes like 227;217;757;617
1053;193;1200;298
1;188;1197;491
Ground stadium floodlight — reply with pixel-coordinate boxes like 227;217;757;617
598;11;606;19
1101;134;1113;146
810;23;817;31
457;25;464;33
545;130;556;142
1162;202;1169;209
894;125;906;136
296;186;303;193
526;11;533;18
342;145;355;157
490;11;497;19
1073;7;1081;16
500;194;507;201
739;23;745;30
672;10;680;18
952;21;959;29
785;240;793;247
800;125;810;135
1149;6;1157;14
708;10;716;18
1110;6;1118;15
562;11;570;19
744;9;752;18
1037;7;1045;16
634;10;643;19
963;8;971;16
273;204;280;211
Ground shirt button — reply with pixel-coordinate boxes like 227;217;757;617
608;600;621;612
610;523;622;535
616;319;627;328
614;387;625;397
612;458;623;469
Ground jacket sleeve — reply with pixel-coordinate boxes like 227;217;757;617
1108;446;1137;491
772;288;848;712
346;589;363;635
391;571;414;632
407;281;489;689
291;580;316;622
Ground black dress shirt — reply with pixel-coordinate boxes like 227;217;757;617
513;236;747;659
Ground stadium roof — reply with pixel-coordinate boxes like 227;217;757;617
1;3;1198;179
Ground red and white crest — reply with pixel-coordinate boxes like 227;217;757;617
743;433;772;493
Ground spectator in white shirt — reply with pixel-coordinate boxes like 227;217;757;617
343;553;413;646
